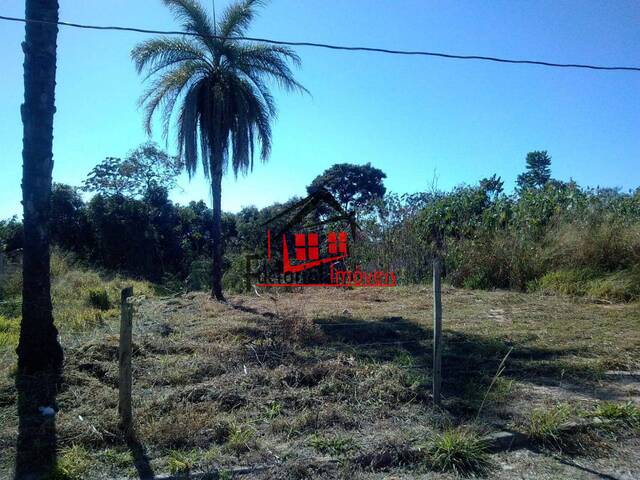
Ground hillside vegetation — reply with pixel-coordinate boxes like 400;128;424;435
2;152;639;303
0;250;154;352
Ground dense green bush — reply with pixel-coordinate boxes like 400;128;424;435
87;289;111;311
2;155;638;301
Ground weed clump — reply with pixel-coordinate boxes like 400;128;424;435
425;428;490;475
224;425;256;455
593;402;640;429
47;445;93;480
522;403;571;446
309;433;356;456
0;314;19;348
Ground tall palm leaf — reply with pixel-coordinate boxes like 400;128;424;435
132;0;306;300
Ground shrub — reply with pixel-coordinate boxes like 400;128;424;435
533;268;640;302
87;289;110;311
586;269;640;302
534;268;597;296
221;254;247;294
186;258;211;292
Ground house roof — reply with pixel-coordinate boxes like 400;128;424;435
261;187;358;238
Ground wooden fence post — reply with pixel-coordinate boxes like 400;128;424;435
118;286;134;436
432;256;442;406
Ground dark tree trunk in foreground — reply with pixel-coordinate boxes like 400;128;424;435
211;158;225;301
17;0;64;373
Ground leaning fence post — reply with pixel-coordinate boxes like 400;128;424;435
432;256;442;406
118;286;134;436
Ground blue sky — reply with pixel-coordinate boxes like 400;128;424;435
1;0;639;219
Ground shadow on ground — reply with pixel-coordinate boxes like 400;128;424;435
313;315;610;417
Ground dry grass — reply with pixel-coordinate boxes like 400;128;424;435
1;285;639;478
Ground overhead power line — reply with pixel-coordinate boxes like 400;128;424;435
2;14;640;72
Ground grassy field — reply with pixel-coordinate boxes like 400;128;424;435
1;281;640;479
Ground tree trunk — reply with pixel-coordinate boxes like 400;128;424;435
210;159;225;301
17;0;63;373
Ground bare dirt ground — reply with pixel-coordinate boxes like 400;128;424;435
1;286;639;479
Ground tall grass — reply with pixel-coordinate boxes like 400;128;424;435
0;249;154;350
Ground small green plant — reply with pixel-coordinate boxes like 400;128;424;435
523;404;571;446
47;445;93;480
87;288;110;311
264;401;282;420
309;433;355;456
167;450;194;474
224;426;256;455
97;449;133;469
219;469;233;480
593;402;640;428
426;428;490;475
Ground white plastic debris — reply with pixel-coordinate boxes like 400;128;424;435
39;406;56;417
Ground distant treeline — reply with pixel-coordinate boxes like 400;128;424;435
2;152;639;300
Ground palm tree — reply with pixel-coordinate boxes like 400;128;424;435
132;0;306;300
17;0;64;373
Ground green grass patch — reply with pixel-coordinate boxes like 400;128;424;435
224;426;256;455
0;250;155;350
309;433;356;456
166;450;195;474
534;268;640;302
0;314;19;348
522;404;571;446
593;402;640;428
46;445;93;480
425;428;490;475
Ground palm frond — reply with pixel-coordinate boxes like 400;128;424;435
131;37;209;79
218;0;265;38
162;0;218;53
235;43;308;94
140;61;206;137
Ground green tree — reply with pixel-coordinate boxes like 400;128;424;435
516;151;552;191
50;183;91;253
131;0;306;300
479;174;504;199
307;163;387;212
82;142;181;197
18;0;64;373
0;216;23;253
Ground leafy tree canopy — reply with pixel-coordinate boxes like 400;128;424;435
306;162;387;212
516;150;552;191
82;142;182;197
0;216;23;253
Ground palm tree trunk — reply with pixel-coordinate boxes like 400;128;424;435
210;157;225;301
17;0;63;373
